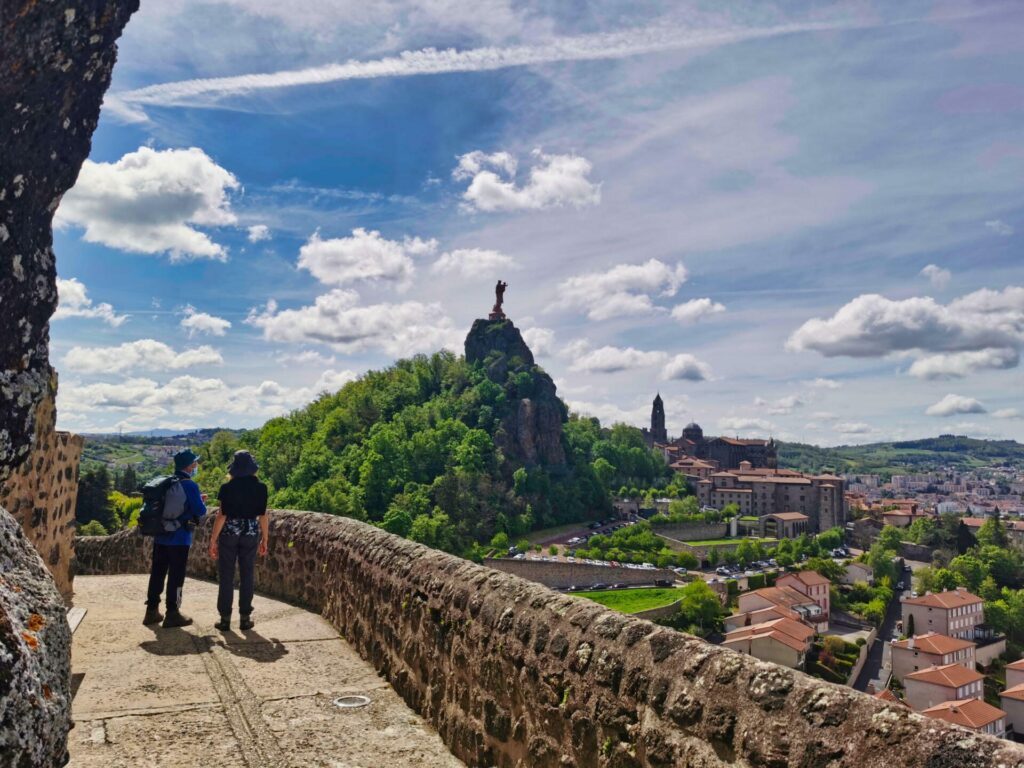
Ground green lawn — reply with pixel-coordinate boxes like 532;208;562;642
682;537;778;546
574;587;681;614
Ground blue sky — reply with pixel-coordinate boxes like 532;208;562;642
52;0;1024;443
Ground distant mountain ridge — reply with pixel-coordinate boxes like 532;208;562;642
780;434;1024;476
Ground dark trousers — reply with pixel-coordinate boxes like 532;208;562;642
217;531;259;618
146;543;190;610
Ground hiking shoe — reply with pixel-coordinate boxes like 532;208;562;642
143;607;163;625
239;615;254;631
162;610;193;628
215;616;231;631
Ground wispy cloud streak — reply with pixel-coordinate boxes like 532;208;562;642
113;19;879;113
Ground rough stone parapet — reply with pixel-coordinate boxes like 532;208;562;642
77;512;1024;767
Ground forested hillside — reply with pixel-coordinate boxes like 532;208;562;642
187;320;673;557
780;435;1024;477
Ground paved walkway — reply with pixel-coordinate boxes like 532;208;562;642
68;575;464;768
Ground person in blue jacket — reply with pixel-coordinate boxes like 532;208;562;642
144;449;207;628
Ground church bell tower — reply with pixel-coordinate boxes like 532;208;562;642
651;393;668;444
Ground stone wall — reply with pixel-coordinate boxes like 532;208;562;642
898;541;935;563
483;558;675;590
78;512;1024;768
651;522;729;541
0;392;83;602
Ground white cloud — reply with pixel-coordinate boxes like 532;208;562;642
55;146;239;260
670;297;725;325
787;287;1024;378
53;278;128;326
247;224;271;242
455;149;600;212
430;247;516;277
246;290;459;356
925;394;987;417
993;408;1022;419
113;19;867;114
834;421;872;435
568;344;665;374
58;369;357;431
753;394;804;414
804;377;841;390
63;339;223;374
180;305;231;337
908;347;1019;379
920;264;951;289
661;354;712;382
985;219;1014;236
560;258;687;321
276;350;337;366
718;416;773;434
297;228;435;289
521;327;555;357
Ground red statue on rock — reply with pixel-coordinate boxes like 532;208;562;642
490;280;508;320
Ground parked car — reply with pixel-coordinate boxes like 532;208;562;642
591;583;607;590
654;579;672;587
611;583;626;589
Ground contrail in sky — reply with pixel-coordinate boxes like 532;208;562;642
110;18;877;118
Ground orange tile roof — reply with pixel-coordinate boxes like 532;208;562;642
742;585;818;610
1000;683;1024;702
874;689;910;708
723;618;813;652
779;570;830;587
902;589;982;610
1006;659;1024;672
767;512;809;521
921;698;1005;730
904;663;984;688
891;632;975;656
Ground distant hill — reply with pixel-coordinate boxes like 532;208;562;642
779;435;1024;477
81;428;245;476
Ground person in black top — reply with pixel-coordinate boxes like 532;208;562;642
209;450;269;631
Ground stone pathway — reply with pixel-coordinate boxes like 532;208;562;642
68;575;465;768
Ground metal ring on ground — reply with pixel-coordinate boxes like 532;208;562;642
332;695;371;709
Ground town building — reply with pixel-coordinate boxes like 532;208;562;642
693;463;847;533
721;617;814;669
901;588;984;641
920;698;1006;738
904;664;986;710
873;688;910;708
1007;659;1024;689
761;512;810;538
840;561;874;586
999;684;1024;738
732;585;828;632
640;396;778;470
776;571;830;617
890;633;976;682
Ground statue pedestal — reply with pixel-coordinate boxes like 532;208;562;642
488;305;506;321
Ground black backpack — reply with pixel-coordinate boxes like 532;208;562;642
137;476;188;536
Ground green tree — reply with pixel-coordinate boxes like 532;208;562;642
76;466;114;529
78;520;108;536
817;528;844;551
675;580;725;636
878;525;904;553
977;515;1009;549
805;557;843;582
948;553;986;593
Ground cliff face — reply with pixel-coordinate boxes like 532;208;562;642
0;2;138;766
464;318;566;467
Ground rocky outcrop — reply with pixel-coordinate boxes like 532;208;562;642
0;390;84;602
465;318;566;467
1;2;138;765
0;0;137;480
78;513;1024;768
0;511;72;768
